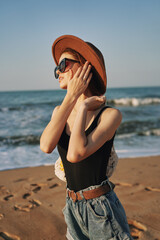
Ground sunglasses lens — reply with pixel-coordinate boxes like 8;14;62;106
59;59;66;72
54;58;79;79
54;59;66;79
54;67;59;79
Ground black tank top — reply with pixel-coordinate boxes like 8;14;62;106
57;106;115;192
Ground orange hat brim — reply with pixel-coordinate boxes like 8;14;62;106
52;35;107;87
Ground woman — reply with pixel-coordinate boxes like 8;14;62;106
40;35;132;240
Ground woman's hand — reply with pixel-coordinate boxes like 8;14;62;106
67;61;92;98
82;95;106;111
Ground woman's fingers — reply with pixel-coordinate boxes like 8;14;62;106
74;66;83;78
83;65;92;81
70;61;91;82
79;61;91;79
67;61;92;97
83;95;106;111
85;72;92;85
98;96;106;101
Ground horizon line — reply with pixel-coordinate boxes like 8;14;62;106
0;85;160;93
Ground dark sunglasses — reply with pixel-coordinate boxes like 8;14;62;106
54;58;80;79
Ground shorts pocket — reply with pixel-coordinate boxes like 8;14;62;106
87;199;110;220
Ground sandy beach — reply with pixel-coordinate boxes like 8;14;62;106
0;155;160;240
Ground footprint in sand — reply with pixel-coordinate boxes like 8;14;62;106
14;203;33;212
0;231;20;240
49;183;59;189
14;199;41;212
23;183;49;199
128;219;147;231
130;228;143;239
31;183;47;187
32;186;41;193
14;178;29;183
128;219;147;239
30;183;48;193
22;192;32;199
29;199;42;207
29;182;59;192
145;186;160;192
3;194;14;201
47;177;54;181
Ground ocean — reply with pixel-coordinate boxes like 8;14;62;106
0;86;160;171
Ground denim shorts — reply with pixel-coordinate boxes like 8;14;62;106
62;178;133;240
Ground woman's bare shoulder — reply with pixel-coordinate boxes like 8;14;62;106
104;106;122;115
99;106;122;125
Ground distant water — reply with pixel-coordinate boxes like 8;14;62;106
0;86;160;171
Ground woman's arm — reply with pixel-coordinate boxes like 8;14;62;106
67;97;122;163
40;62;92;153
40;93;77;153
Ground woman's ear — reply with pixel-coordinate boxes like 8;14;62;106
69;69;73;80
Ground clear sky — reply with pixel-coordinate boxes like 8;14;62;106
0;0;160;91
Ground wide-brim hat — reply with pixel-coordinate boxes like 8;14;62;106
52;35;107;87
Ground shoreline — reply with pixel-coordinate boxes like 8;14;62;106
0;155;160;240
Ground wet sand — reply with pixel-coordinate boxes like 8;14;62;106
0;155;160;240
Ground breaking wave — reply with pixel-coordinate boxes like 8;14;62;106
116;128;160;139
0;135;40;146
108;97;160;106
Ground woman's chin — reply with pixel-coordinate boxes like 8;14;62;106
59;84;67;90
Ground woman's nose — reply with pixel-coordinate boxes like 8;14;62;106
56;69;60;74
56;69;60;76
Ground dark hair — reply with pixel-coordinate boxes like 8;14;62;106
62;48;106;96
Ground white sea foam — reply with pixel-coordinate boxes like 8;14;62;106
139;129;160;136
116;148;160;158
1;107;9;112
116;133;136;139
109;97;160;106
117;129;160;138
